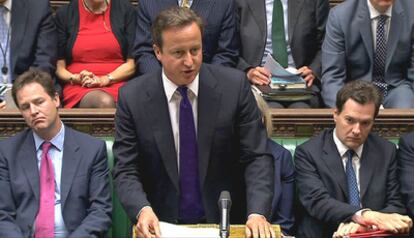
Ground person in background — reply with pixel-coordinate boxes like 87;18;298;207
397;132;414;237
113;7;275;238
0;0;57;109
295;80;412;238
236;0;329;108
55;0;136;108
321;0;414;108
134;0;239;76
0;68;112;237
253;90;295;236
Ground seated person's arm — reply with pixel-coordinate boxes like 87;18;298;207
32;1;57;76
0;151;24;238
295;145;360;222
97;58;135;86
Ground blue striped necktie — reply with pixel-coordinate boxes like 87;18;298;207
346;150;360;207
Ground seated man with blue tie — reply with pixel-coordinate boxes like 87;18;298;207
113;7;275;238
0;0;57;109
0;68;112;237
321;0;414;108
295;80;412;238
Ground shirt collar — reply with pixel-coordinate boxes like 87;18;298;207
162;69;199;102
33;122;65;152
333;128;363;159
367;0;392;20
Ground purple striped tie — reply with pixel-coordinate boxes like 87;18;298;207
177;86;205;223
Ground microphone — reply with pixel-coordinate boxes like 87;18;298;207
218;191;232;238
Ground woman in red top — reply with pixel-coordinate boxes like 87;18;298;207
55;0;136;108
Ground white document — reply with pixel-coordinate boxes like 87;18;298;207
263;54;299;77
159;221;219;238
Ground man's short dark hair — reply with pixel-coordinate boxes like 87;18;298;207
12;68;56;107
151;7;204;50
336;80;382;117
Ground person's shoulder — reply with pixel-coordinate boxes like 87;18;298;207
328;0;359;20
25;0;51;10
298;128;332;150
366;132;395;149
400;132;414;144
65;126;105;147
202;64;245;79
122;71;160;92
0;129;32;150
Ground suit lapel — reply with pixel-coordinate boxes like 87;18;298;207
385;3;403;72
197;65;221;188
359;137;377;200
322;131;348;197
19;131;40;201
287;0;305;44
145;74;179;191
60;127;82;207
10;0;28;74
357;1;374;67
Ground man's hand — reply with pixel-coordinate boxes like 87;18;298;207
333;222;369;238
361;211;412;234
297;66;315;87
246;67;271;85
245;215;275;238
0;101;6;110
135;207;161;238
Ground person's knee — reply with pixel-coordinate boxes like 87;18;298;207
78;91;116;108
95;93;115;108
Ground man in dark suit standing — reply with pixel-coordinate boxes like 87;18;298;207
133;0;239;76
0;0;57;109
113;7;274;238
322;0;414;108
236;0;329;108
397;132;414;237
0;69;112;237
295;80;412;238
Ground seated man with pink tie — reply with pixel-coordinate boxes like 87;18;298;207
0;68;112;237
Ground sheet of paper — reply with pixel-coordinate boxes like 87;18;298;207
159;221;220;238
263;54;298;77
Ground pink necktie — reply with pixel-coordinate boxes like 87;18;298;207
35;142;55;238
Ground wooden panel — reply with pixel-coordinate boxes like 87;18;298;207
1;108;414;139
270;109;414;138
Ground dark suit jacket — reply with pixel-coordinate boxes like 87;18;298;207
134;0;239;76
10;0;57;80
113;63;274;224
321;0;414;107
398;132;414;228
236;0;329;79
295;129;405;238
268;139;295;235
0;126;112;238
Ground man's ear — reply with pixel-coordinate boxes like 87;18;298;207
153;44;162;61
53;92;60;108
333;108;339;122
